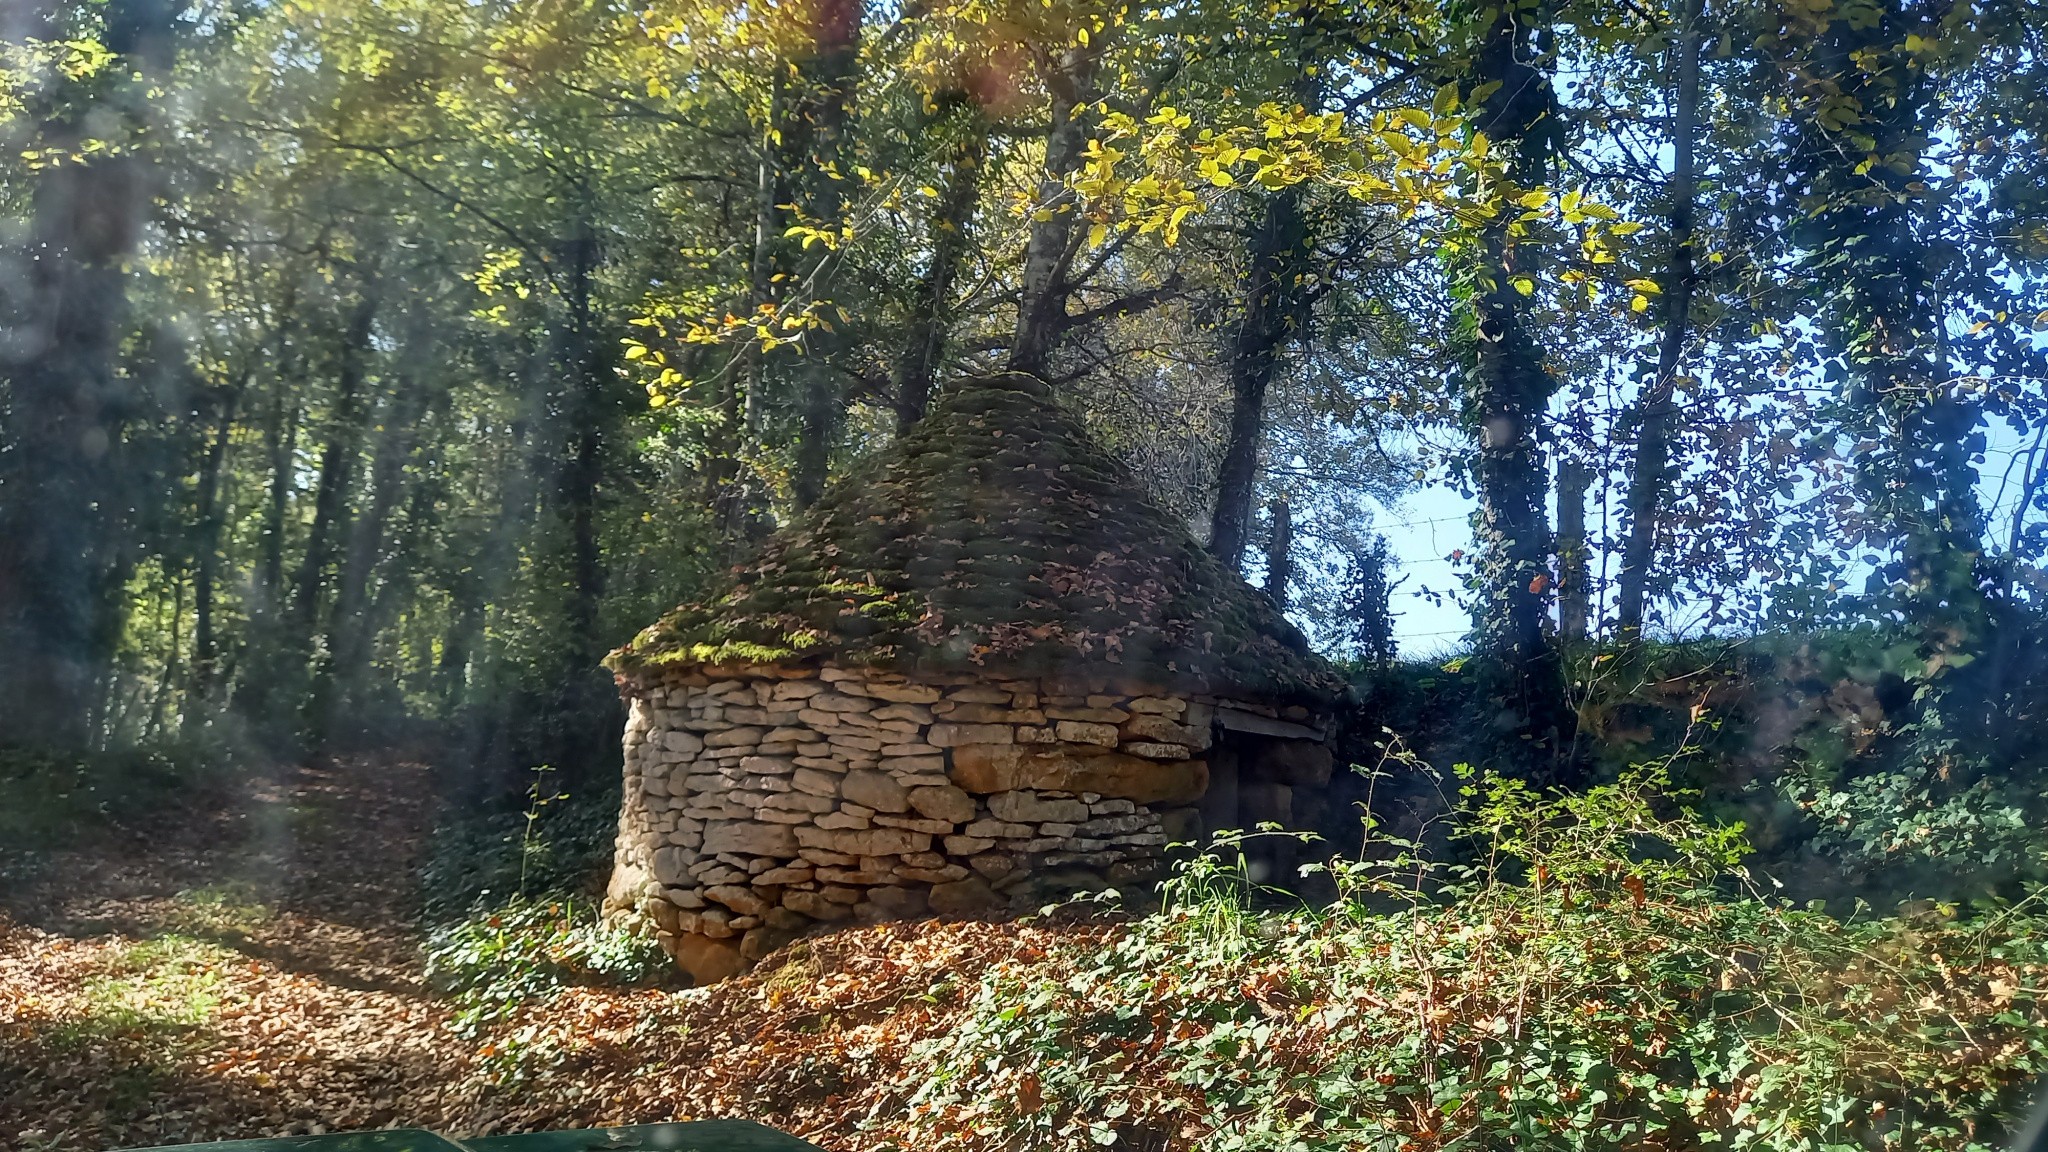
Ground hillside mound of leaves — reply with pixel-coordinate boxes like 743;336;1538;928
444;769;2048;1151
871;771;2048;1151
608;373;1342;706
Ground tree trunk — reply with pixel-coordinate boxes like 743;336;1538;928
0;0;176;750
1007;40;1104;378
1615;0;1701;641
188;367;247;710
1209;185;1310;572
1555;454;1591;643
291;289;379;651
1263;498;1294;610
1462;4;1575;775
788;0;864;508
319;373;425;735
232;319;301;724
895;115;987;431
560;218;607;668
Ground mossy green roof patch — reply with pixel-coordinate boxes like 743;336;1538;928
609;373;1345;706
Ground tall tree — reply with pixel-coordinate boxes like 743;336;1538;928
1458;0;1576;773
1614;0;1702;641
0;0;181;750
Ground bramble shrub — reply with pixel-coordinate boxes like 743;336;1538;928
890;767;2048;1151
422;897;670;1079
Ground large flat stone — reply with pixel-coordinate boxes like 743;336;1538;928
842;768;910;813
988;791;1090;823
907;783;976;823
701;820;798;857
927;722;1015;747
670;931;747;985
794;825;932;857
951;744;1208;804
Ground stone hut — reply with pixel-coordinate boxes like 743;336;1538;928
603;373;1347;982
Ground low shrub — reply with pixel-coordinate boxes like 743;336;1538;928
891;768;2048;1151
422;897;670;1080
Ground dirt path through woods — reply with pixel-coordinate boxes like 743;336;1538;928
0;757;1091;1152
0;758;481;1149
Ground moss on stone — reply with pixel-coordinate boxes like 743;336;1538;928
609;373;1345;705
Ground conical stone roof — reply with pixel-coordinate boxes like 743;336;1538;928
608;373;1345;706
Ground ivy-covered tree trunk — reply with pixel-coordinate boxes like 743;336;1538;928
788;0;863;508
1788;0;1989;652
1461;3;1576;776
0;0;178;751
1616;0;1701;641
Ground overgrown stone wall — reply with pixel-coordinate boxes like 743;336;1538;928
605;664;1324;982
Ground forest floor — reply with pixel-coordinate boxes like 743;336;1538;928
0;756;1083;1151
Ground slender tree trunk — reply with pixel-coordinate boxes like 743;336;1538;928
1007;40;1104;378
320;375;425;733
1616;0;1701;641
291;289;378;651
789;0;864;508
232;320;301;724
1263;498;1294;610
895;116;986;431
560;218;607;667
1210;186;1310;571
1555;455;1591;642
189;368;246;711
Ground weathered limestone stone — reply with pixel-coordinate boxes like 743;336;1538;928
841;769;910;813
704;885;771;916
907;783;976;823
795;826;931;856
963;818;1035;838
873;703;934;724
1046;706;1130;724
816;810;871;830
671;932;747;984
863;682;944;704
704;727;766;748
953;745;1208;804
791;767;840;797
702;821;798;857
783;890;854;921
1056;720;1120;746
741;755;796;775
945;835;996;855
1128;696;1185;715
808;692;872;712
989;791;1090;824
946;687;1012;704
1124;741;1191;760
926;722;1014;747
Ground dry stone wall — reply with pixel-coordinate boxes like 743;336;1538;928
605;664;1320;982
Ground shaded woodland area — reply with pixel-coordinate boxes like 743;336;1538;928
11;1;2048;1148
2;0;2048;877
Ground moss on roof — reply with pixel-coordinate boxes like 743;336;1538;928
608;373;1345;705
